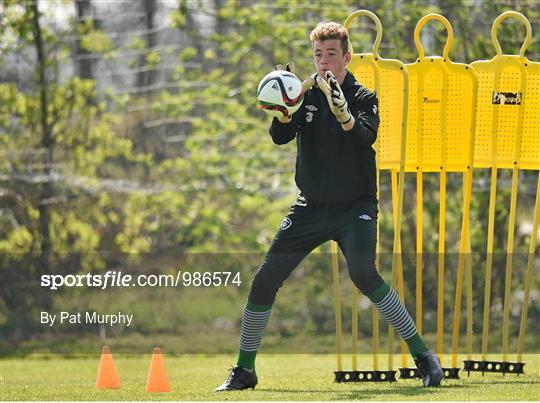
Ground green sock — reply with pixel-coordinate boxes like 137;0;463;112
237;350;257;370
368;282;428;358
367;281;391;303
236;301;272;370
406;333;429;358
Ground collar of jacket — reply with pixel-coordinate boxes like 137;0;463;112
340;70;359;90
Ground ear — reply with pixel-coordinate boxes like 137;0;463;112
344;51;351;64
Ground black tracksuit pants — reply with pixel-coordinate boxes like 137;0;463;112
248;196;384;306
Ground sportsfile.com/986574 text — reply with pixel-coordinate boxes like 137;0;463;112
40;270;242;290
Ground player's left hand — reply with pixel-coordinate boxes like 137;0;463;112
316;71;352;124
275;62;316;95
273;62;315;124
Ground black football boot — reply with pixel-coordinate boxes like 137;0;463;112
215;366;258;392
414;351;444;387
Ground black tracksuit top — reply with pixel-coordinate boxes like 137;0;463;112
270;71;380;203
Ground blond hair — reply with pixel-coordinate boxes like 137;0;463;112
309;22;349;55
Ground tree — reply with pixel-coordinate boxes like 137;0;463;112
1;0;136;337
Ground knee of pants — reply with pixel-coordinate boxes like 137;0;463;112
347;257;384;295
248;268;285;306
246;251;306;306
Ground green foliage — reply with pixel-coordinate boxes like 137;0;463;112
1;0;538;349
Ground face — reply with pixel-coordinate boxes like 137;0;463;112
312;39;351;83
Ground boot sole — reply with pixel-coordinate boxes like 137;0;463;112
215;385;257;392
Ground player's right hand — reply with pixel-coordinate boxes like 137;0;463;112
274;62;315;123
275;63;316;96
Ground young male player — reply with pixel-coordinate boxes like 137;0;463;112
216;21;444;391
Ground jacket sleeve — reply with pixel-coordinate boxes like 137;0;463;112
269;117;300;145
341;90;380;148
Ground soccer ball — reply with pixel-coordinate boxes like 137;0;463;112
257;70;304;118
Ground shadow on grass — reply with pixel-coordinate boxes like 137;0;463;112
439;379;540;387
255;386;442;399
254;376;540;400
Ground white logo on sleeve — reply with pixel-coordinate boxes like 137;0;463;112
358;214;372;221
372;104;378;114
280;217;292;230
306;112;313;123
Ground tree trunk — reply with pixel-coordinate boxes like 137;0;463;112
136;0;157;90
74;0;94;79
31;2;53;290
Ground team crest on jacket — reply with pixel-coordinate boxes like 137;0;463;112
280;217;292;230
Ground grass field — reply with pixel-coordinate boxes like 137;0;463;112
1;354;539;401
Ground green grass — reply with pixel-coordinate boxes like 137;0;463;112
1;354;539;401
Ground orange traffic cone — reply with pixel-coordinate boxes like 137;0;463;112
96;346;121;389
145;347;170;392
